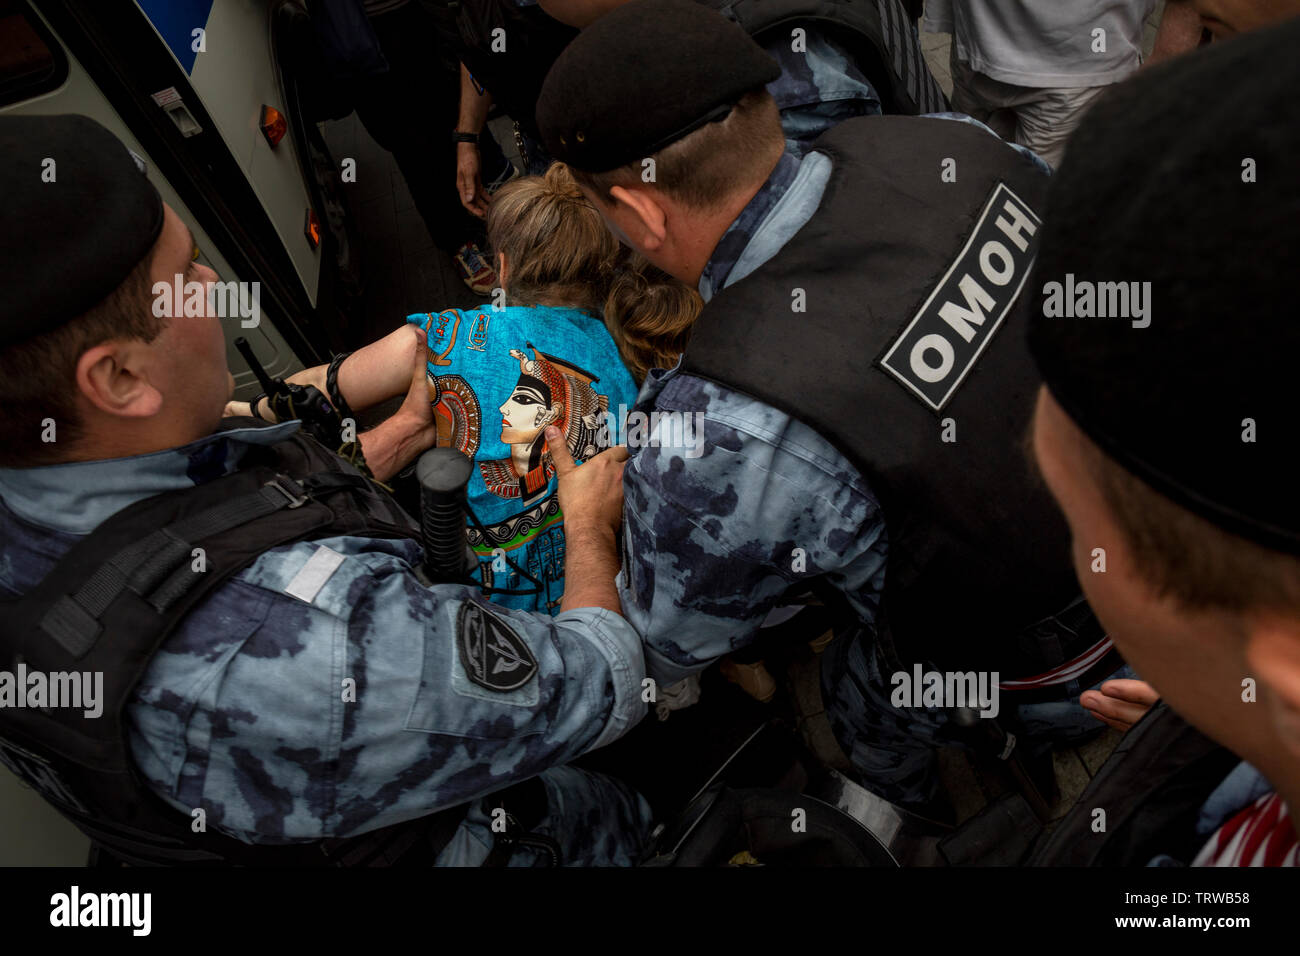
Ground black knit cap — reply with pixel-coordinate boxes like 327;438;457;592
0;113;164;349
535;0;780;172
1026;18;1300;554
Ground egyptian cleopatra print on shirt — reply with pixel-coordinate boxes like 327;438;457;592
407;306;638;614
480;348;610;499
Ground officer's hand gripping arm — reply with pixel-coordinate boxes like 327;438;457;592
546;425;629;617
355;333;439;482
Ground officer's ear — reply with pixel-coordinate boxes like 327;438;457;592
1245;618;1300;763
608;185;667;252
75;339;164;420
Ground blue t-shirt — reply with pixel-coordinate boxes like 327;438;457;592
407;304;638;614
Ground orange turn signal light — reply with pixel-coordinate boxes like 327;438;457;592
260;105;287;147
304;208;321;250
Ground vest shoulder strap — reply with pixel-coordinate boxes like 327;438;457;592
0;427;443;865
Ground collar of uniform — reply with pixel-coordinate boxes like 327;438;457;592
699;151;803;301
635;352;687;407
0;420;300;535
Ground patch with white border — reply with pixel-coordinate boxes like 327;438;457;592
878;182;1040;412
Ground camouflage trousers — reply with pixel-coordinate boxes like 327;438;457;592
821;629;1134;808
437;766;653;867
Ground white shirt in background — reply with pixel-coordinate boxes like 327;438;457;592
924;0;1156;87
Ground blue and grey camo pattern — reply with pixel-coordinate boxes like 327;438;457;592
820;632;948;805
618;367;889;688
618;352;956;806
699;152;803;299
761;26;882;154
441;764;653;865
0;421;649;860
928;112;1054;175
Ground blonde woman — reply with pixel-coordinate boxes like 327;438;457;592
601;253;702;385
231;164;638;614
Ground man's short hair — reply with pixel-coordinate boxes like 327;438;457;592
0;253;161;468
568;89;782;212
1081;430;1300;616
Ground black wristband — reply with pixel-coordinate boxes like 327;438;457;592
452;131;480;145
326;351;356;424
249;392;268;421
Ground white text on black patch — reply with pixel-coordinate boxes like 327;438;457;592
879;183;1039;411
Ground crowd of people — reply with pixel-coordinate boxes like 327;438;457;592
0;0;1297;868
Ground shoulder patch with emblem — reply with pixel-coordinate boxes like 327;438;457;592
457;601;539;692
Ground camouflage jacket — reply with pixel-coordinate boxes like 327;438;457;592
0;422;646;852
764;24;882;152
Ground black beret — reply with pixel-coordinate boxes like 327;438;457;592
1026;19;1300;554
535;0;780;172
0;113;163;349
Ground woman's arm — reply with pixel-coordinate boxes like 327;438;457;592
334;323;425;412
227;324;424;421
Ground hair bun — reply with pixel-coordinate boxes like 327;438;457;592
543;162;585;201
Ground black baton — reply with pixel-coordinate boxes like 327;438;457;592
415;448;477;583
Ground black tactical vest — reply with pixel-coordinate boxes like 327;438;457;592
683;116;1101;680
0;421;463;865
701;0;948;115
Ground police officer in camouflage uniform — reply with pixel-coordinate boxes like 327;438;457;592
0;114;650;865
536;0;1125;813
542;0;873;152
542;0;949;154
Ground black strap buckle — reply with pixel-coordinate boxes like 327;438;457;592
265;478;309;509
